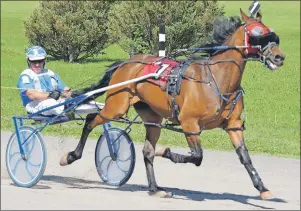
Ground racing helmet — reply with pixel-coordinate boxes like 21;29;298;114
26;46;47;67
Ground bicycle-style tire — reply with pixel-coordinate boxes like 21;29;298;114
95;127;135;186
6;126;47;188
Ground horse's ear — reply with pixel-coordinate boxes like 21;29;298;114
256;10;262;22
240;8;249;23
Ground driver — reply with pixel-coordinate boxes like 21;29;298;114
17;46;74;118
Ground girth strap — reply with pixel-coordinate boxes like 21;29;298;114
165;60;191;123
224;121;246;131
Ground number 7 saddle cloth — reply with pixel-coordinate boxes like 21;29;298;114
141;58;180;88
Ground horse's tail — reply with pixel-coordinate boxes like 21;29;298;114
71;61;123;100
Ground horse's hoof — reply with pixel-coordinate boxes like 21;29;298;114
149;190;173;198
260;191;274;200
59;153;69;166
155;148;167;156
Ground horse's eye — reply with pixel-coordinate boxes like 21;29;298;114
251;26;264;36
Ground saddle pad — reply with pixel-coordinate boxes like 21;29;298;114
141;58;179;87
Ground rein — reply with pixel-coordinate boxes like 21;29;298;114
175;45;261;53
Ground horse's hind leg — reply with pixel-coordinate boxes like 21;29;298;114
60;92;131;166
225;119;273;200
156;118;203;166
134;102;172;198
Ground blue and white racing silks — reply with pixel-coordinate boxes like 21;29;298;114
17;68;66;106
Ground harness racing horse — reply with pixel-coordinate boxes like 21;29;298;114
60;9;285;199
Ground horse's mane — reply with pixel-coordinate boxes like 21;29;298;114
212;15;242;45
195;16;242;56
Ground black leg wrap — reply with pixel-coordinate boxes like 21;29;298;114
143;149;154;165
142;140;158;190
162;148;188;163
236;144;252;165
162;148;203;166
236;144;269;193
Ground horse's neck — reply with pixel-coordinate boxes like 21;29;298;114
210;33;246;93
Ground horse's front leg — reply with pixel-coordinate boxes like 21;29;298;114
134;102;172;198
60;113;98;166
225;120;273;199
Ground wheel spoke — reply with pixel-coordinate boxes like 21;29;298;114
25;161;35;180
106;159;113;180
111;133;123;153
11;158;23;175
9;151;22;161
115;142;133;162
27;160;42;167
25;134;36;156
116;155;131;162
26;138;42;166
98;155;111;179
115;160;129;174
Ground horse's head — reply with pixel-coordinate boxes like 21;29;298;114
240;9;285;70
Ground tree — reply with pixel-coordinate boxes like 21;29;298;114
24;1;114;62
107;1;224;57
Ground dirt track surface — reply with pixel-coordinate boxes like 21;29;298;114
1;131;300;210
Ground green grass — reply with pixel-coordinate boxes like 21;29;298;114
1;1;300;158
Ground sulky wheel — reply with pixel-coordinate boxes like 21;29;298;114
6;126;47;188
95;127;135;186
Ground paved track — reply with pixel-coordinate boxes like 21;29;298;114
1;131;300;210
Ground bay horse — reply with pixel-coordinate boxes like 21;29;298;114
60;9;285;199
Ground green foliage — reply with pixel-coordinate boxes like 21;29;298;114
24;1;114;62
108;1;224;56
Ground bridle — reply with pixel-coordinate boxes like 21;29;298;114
243;21;280;67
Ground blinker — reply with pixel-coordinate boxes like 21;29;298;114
248;32;280;47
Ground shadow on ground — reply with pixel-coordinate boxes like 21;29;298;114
40;175;288;210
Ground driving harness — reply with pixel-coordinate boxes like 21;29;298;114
156;58;244;130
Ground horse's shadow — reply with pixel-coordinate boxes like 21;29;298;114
41;175;287;209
